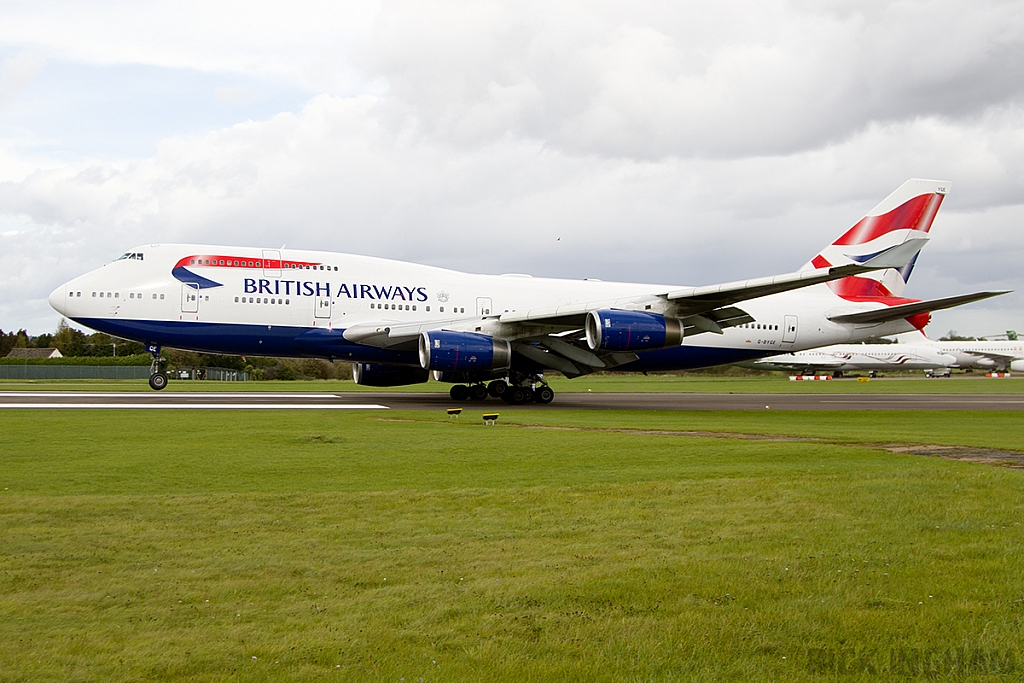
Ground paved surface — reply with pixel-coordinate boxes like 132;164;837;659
2;391;1023;410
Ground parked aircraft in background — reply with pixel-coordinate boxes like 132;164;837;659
747;342;957;376
894;331;1024;372
48;179;1004;402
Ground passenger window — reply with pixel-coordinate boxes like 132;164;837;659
160;294;165;300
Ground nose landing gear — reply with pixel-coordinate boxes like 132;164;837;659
147;344;169;391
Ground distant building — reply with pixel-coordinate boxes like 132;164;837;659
5;348;63;359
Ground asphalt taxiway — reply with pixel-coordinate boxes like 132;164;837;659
2;391;1022;410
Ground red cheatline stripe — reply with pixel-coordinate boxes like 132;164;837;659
173;255;322;270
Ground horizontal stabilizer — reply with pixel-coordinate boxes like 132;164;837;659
827;291;1009;325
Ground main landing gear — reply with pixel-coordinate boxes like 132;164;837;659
447;374;554;405
148;345;169;391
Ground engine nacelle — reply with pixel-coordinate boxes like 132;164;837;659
352;362;430;387
585;309;683;351
419;331;511;372
1011;359;1024;373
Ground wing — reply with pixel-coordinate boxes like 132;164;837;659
957;349;1018;364
498;237;928;330
342;240;930;377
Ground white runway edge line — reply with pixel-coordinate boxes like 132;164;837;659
819;399;1024;404
0;392;341;398
0;404;389;410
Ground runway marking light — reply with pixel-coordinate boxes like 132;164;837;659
482;413;499;425
447;408;463;418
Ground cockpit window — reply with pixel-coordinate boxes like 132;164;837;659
116;252;144;261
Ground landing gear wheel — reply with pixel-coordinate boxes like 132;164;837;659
149;372;169;391
450;384;470;401
487;379;508;398
534;386;554;404
469;384;489;401
508;386;532;405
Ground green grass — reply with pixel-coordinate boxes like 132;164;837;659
2;410;1024;681
2;373;1023;394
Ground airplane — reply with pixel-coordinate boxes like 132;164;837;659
746;342;958;376
893;331;1024;372
47;179;1006;402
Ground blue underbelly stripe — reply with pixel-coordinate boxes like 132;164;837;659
73;317;771;370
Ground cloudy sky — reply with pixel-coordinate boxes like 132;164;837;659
2;0;1022;338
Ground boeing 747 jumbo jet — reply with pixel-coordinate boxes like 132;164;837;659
49;179;1005;403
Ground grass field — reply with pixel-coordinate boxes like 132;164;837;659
2;408;1024;681
2;373;1023;394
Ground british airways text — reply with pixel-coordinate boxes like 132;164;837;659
244;279;428;301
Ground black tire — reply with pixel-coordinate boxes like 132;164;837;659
469;384;488;401
149;372;168;391
509;387;531;404
450;384;470;401
487;379;508;398
534;386;554;404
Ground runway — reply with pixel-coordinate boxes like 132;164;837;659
2;391;1023;410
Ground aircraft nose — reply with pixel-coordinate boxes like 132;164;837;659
48;283;67;315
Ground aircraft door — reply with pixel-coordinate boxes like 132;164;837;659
476;297;493;316
181;284;199;313
782;315;798;345
314;296;332;319
262;249;282;278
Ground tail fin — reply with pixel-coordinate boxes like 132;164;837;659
801;179;950;298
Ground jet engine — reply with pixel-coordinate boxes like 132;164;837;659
585;310;683;351
352;362;430;387
419;331;512;372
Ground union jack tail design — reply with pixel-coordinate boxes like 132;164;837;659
801;179;949;300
